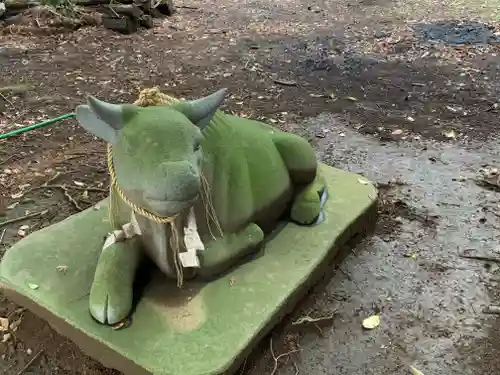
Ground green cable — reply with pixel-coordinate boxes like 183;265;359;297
0;113;75;140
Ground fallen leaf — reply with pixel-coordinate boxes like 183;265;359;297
112;317;132;330
9;317;22;332
11;191;24;199
482;166;499;177
17;229;26;237
358;177;370;185
28;283;39;290
345;96;358;101
73;181;85;187
2;333;11;343
0;317;9;331
19;224;29;230
56;265;68;273
404;253;418;260
443;129;457;139
410;365;424;375
391;129;403;135
362;314;380;329
6;202;19;210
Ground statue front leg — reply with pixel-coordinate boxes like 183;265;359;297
196;223;264;278
271;131;327;225
89;237;143;325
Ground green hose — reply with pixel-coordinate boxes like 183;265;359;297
0;113;75;140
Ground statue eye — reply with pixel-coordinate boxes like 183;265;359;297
194;141;201;151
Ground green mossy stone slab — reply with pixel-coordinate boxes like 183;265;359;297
0;164;377;375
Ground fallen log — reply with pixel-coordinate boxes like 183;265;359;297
155;0;174;16
3;0;39;9
138;14;153;28
76;0;134;5
2;0;135;9
104;3;142;19
102;15;137;34
1;0;175;19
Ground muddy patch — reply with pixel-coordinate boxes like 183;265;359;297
412;20;500;45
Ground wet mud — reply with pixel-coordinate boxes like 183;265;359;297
246;114;500;374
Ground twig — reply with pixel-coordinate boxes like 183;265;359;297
239;358;247;375
0;229;6;245
177;5;199;9
6;307;26;319
459;254;500;264
274;79;297;86
483;305;500;314
0;210;47;229
15;349;44;375
269;338;301;375
59;185;83;211
0;155;15;165
0;92;15;109
40;184;108;193
28;184;99;211
292;312;335;326
293;362;299;375
338;266;363;293
43;172;62;186
26;175;92;211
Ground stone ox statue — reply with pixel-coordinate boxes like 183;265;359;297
75;88;326;325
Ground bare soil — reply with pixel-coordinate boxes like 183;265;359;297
2;0;500;374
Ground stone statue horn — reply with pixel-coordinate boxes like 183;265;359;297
184;88;228;126
87;96;125;130
85;88;228;132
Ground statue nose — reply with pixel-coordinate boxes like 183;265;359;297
163;161;197;179
160;161;200;199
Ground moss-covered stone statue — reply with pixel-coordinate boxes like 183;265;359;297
75;87;326;325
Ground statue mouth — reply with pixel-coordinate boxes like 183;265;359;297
145;195;199;214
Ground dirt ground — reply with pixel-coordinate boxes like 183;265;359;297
2;0;500;373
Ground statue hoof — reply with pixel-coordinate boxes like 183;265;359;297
290;199;321;225
89;282;133;325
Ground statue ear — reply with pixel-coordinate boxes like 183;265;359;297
181;88;228;130
75;96;128;144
